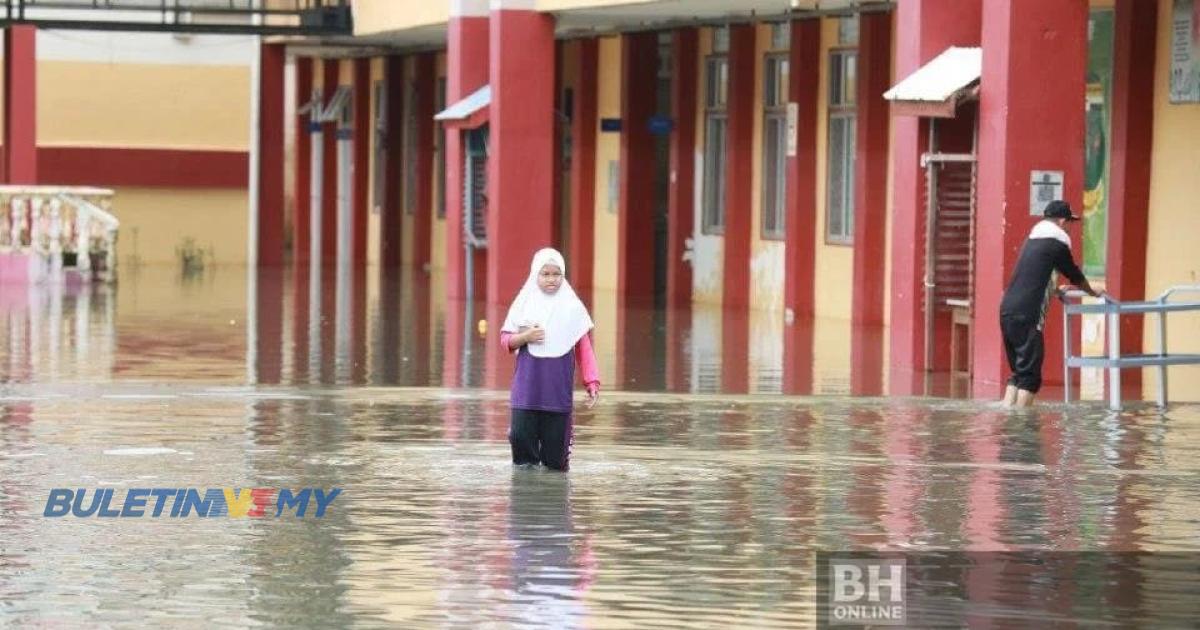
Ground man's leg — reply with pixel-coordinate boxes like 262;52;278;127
509;408;540;465
1002;384;1019;407
1013;324;1045;408
537;411;574;472
1000;315;1022;407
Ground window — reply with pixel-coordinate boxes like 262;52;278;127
435;77;447;219
372;81;388;215
762;54;789;240
770;21;791;51
702;53;728;234
826;49;857;244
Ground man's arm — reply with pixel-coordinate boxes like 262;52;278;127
1055;244;1099;297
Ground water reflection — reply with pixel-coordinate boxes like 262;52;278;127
1;265;897;394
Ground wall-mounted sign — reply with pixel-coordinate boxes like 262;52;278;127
600;118;622;132
1030;170;1064;216
647;115;674;135
1171;0;1200;102
786;102;799;157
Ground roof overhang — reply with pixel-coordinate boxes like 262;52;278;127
434;85;490;129
884;47;981;118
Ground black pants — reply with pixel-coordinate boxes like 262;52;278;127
509;408;574;471
1001;313;1045;393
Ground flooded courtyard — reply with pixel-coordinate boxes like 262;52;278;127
2;267;1200;627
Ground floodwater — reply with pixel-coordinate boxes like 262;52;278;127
2;266;1200;627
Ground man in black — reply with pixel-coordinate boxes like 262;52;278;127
1000;200;1102;407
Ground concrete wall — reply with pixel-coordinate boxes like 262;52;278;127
1145;0;1200;400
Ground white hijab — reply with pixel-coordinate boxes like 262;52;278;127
501;248;594;358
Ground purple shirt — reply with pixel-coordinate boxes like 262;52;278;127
510;347;575;413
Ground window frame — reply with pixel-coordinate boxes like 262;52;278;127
825;47;857;246
761;52;789;241
701;52;729;236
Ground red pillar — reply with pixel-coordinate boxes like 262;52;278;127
784;19;821;318
887;0;982;391
1107;0;1157;395
255;269;284;383
974;0;1088;395
445;4;490;300
667;28;697;311
352;58;371;269
619;31;658;304
382;56;405;268
486;2;554;303
850;12;892;326
257;43;286;267
321;59;341;265
569;38;598;304
293;57;313;266
411;53;436;269
4;25;37;184
722;24;755;312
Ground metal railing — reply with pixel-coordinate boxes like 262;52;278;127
0;186;119;284
1059;285;1200;410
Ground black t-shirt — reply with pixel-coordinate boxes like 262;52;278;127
1000;223;1087;323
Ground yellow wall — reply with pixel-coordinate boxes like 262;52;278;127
1144;0;1200;401
814;17;854;321
593;36;621;291
353;0;448;37
751;23;785;315
592;35;622;387
693;27;724;305
368;57;385;268
431;53;449;272
114;187;250;266
38;61;249;149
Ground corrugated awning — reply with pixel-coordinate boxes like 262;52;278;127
884;47;981;118
434;85;490;128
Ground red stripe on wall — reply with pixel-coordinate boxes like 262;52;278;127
4;25;38;185
294;57;313;266
722;24;755;312
668;28;697;311
258;43;286;267
569;38;598;303
38;146;248;187
618;31;658;304
353;58;372;270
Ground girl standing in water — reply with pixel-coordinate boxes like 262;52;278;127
500;248;599;472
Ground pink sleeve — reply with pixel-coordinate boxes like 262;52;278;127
500;331;516;353
575;333;600;391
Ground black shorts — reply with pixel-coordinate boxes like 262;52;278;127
1000;313;1044;393
509;408;574;471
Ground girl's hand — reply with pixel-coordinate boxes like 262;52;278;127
522;325;546;345
585;385;599;409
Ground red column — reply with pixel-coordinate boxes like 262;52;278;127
382;56;405;268
445;4;490;300
552;41;565;253
1107;0;1157;396
411;53;436;269
619;31;658;304
887;0;982;390
569;38;598;304
352;58;371;269
486;3;554;303
667;28;697;311
850;12;892;326
784;18;821;318
255;269;284;383
293;57;313;266
321;59;341;265
4;25;37;184
722;24;755;312
974;0;1088;395
257;43;286;267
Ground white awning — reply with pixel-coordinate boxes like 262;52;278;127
884;47;981;117
434;85;490;121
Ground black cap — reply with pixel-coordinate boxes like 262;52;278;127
1043;200;1080;221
